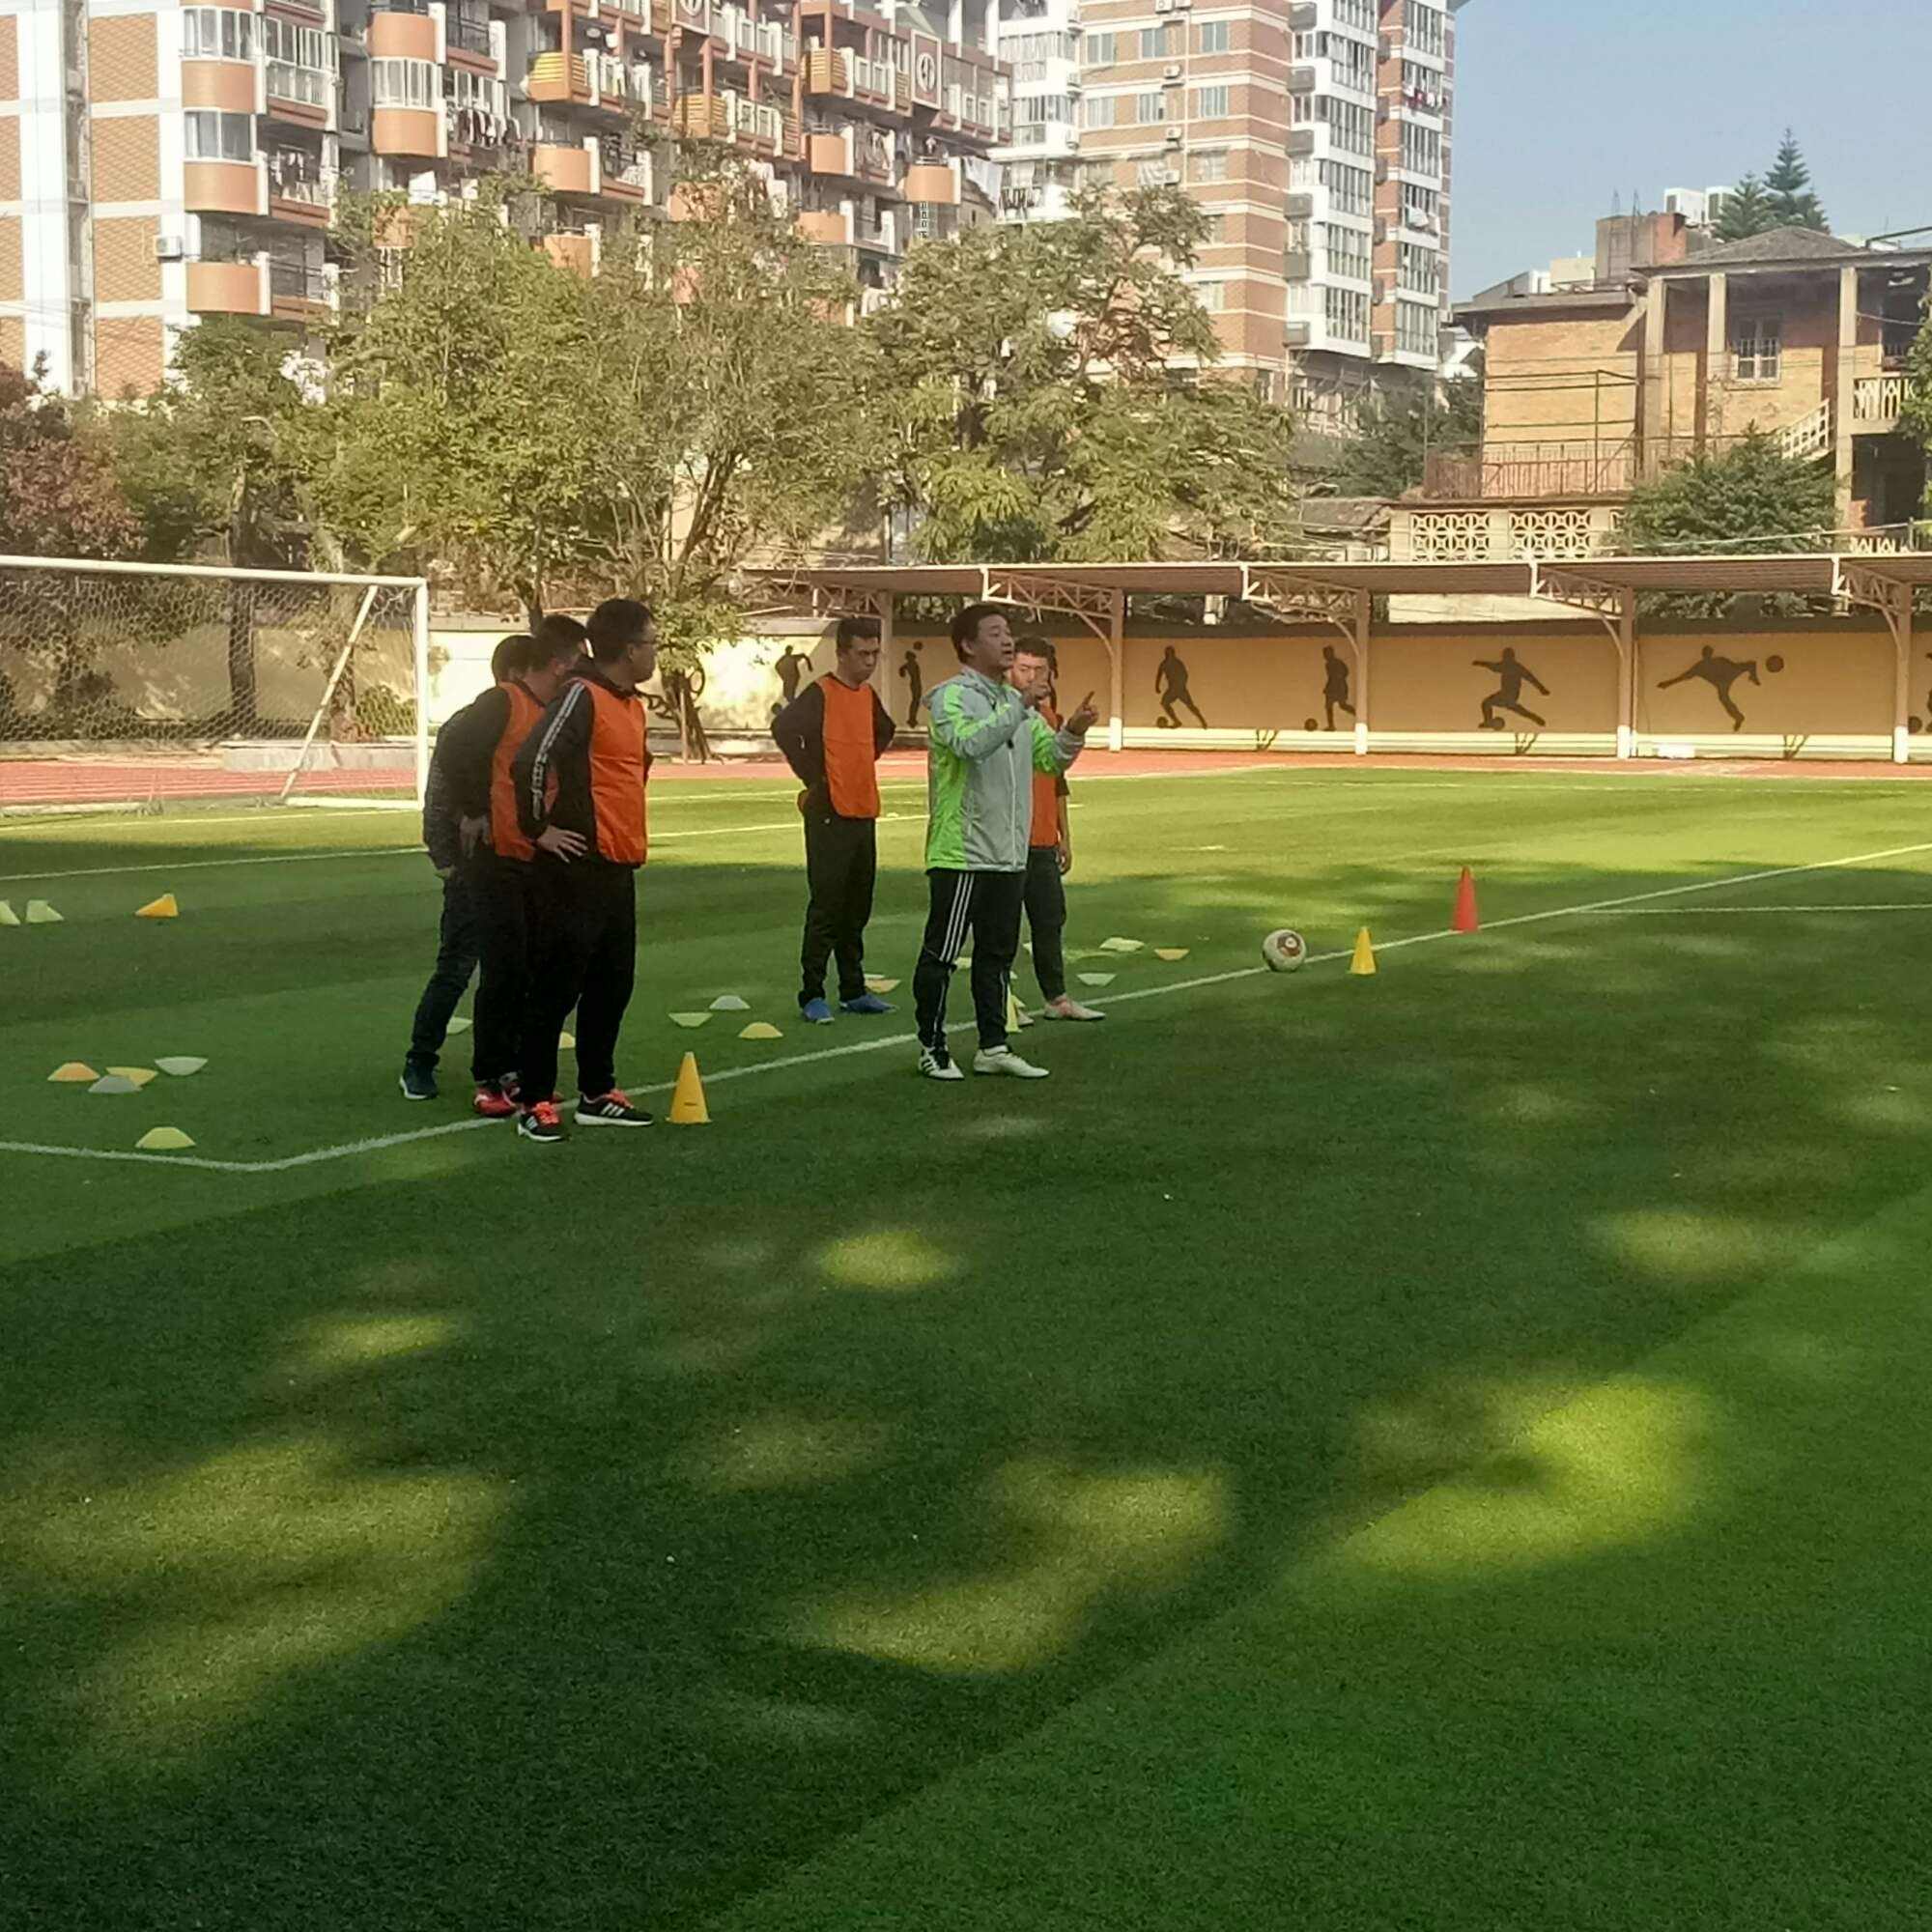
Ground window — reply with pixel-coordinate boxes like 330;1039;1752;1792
264;17;332;106
1321;159;1373;217
446;66;506;115
1285;216;1310;255
182;7;254;62
1324;98;1373;156
1400;121;1441;175
1138;25;1173;60
1733;318;1782;383
1188;149;1227;183
1401;182;1439;233
1083;93;1115;128
1015;93;1072;125
1401;60;1444;112
1329;36;1374;95
184;110;253;162
372;57;439;109
1399;242;1439;296
1323;222;1371;281
1396;300;1439;357
1134;90;1166;124
1334;0;1376;31
1135;157;1171;186
1324;285;1369;342
1083;31;1115;66
1197;19;1230;53
1194;83;1229;118
1195;280;1227;313
1406;0;1445;58
1200;213;1225;244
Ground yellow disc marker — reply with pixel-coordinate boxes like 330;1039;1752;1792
669;1012;712;1030
136;1127;197;1151
24;900;62;924
738;1022;783;1041
48;1062;100;1084
0;900;19;927
135;894;179;920
104;1066;159;1088
1154;949;1191;962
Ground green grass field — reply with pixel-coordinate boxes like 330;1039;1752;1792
6;764;1932;1931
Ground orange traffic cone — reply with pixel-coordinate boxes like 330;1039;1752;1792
1452;867;1481;934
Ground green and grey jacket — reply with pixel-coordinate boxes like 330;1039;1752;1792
923;668;1084;872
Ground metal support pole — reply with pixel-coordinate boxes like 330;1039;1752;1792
276;584;384;805
1892;592;1914;766
1106;589;1124;753
874;588;895;718
1617;591;1636;760
412;581;433;805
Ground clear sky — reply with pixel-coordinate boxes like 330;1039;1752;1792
1451;0;1932;300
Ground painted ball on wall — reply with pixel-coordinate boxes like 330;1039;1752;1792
1765;655;1785;674
1912;716;1925;736
1155;716;1177;729
1303;718;1321;733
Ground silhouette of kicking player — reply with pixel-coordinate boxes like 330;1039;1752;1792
898;647;924;726
775;644;811;704
1155;644;1208;727
1321;644;1357;732
1475;646;1549;729
1658;643;1760;731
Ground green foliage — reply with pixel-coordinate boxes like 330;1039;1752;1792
865;186;1301;561
1901;321;1932;510
1714;176;1776;243
354;685;416;736
0;357;141;560
1329;380;1485;499
1623;432;1834;556
1764;129;1829;232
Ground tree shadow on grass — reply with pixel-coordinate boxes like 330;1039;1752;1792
5;856;1932;1928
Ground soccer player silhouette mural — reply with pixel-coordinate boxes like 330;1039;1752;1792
774;644;812;704
899;646;924;727
1475;646;1549;729
1155;644;1208;728
1658;644;1761;731
1320;643;1357;732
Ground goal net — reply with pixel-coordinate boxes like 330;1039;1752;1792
0;555;428;814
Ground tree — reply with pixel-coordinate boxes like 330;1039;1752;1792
0;357;143;725
1330;380;1484;499
865;185;1302;561
1715;176;1778;242
110;320;317;724
1896;320;1932;515
1764;129;1829;232
1623;433;1834;612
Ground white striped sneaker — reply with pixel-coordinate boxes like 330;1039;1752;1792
973;1047;1050;1080
918;1049;965;1083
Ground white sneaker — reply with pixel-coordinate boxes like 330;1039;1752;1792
1041;996;1106;1022
919;1048;965;1082
974;1046;1050;1079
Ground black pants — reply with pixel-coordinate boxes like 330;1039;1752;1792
1023;846;1067;1003
407;867;480;1072
801;811;877;1007
914;867;1027;1056
469;849;536;1089
521;858;637;1104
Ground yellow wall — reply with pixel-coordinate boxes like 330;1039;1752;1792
1637;626;1893;740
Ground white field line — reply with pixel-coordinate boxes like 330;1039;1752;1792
7;837;1931;1177
1586;902;1932;916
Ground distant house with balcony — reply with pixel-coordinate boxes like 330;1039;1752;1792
1389;226;1931;563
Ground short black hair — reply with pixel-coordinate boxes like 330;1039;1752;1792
587;598;653;664
532;612;587;667
836;615;880;653
951;601;1009;656
1011;634;1054;664
491;634;533;682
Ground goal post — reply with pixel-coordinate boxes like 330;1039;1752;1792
0;554;432;814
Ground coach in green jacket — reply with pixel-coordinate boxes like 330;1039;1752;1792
912;602;1096;1083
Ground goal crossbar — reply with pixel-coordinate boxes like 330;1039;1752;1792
0;554;428;591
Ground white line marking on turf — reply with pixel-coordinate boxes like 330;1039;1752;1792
8;838;1930;1177
1585;902;1932;915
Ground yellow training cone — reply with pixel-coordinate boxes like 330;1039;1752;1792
24;900;62;924
135;894;179;920
668;1052;710;1124
1350;927;1378;977
104;1066;158;1088
136;1127;196;1151
0;900;18;926
48;1062;99;1083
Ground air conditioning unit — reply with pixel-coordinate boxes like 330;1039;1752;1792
1161;167;1181;185
153;235;185;262
1163;128;1183;146
1161;63;1182;81
1152;0;1175;12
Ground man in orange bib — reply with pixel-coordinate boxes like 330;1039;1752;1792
772;616;898;1024
432;613;587;1115
510;598;658;1145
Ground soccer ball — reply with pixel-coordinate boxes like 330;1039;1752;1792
1262;928;1308;973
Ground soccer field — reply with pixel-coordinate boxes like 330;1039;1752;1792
6;764;1932;1931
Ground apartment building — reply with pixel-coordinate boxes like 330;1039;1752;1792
0;0;1008;395
1394;228;1932;563
994;0;1467;413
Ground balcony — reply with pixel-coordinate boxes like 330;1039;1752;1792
534;142;594;193
446;13;493;59
186;258;268;315
268;158;331;219
1854;374;1908;432
526;51;588;102
270;260;331;313
807;129;853;177
799;208;850;246
184;157;266;216
902;159;959;206
1424;441;1637;502
806;48;850;95
543;231;598;276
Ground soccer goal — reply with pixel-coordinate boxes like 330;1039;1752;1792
0;554;430;814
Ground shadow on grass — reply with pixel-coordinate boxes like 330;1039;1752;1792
5;848;1932;1929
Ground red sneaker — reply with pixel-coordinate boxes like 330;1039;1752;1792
472;1085;517;1120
